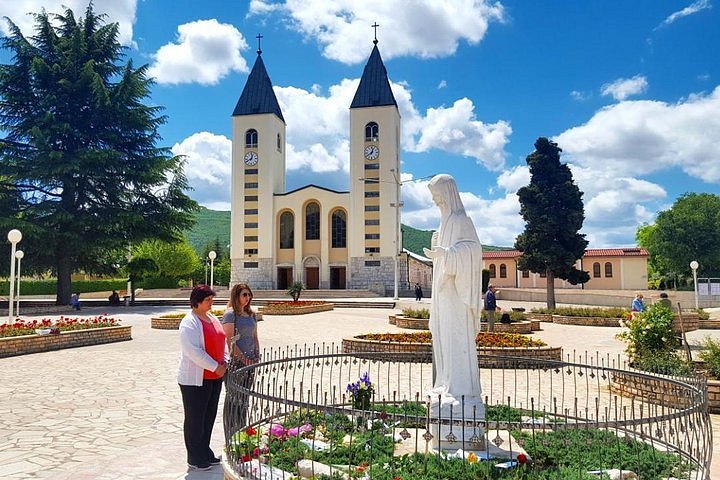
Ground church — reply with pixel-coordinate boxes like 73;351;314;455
229;38;401;292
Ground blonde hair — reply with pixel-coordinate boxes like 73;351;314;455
228;283;254;316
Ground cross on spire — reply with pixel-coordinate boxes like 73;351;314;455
371;22;379;45
256;33;263;55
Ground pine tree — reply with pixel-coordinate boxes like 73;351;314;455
0;5;197;304
514;138;590;309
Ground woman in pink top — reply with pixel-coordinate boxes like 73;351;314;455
178;285;228;471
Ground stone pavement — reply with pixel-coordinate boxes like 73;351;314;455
0;299;718;479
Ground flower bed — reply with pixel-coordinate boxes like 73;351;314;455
0;316;130;358
261;301;333;315
150;309;263;329
479;320;533;334
342;332;561;368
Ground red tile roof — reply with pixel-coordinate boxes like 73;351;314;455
481;248;648;259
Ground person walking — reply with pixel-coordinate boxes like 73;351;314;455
178;285;228;471
631;293;645;317
484;284;498;332
414;283;424;301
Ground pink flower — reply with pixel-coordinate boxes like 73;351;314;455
286;423;312;437
270;424;286;437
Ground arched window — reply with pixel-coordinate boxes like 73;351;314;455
604;262;613;278
279;212;294;249
245;129;258;148
489;264;496;278
331;210;346;248
305;202;320;240
277;133;282;152
499;263;507;278
365;122;379;141
593;262;601;278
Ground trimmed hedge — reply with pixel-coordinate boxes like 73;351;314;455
531;306;629;319
0;279;127;296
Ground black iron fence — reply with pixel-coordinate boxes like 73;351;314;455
223;344;712;479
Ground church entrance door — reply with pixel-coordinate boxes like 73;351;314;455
330;267;346;289
277;267;293;290
305;267;319;289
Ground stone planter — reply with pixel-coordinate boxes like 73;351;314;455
707;378;720;413
529;319;541;331
672;312;699;333
526;313;553;322
394;315;429;330
151;312;265;329
388;314;396;325
609;370;699;409
479;320;533;334
0;325;132;358
551;315;623;327
261;302;333;315
341;337;562;369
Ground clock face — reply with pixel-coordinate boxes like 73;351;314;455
364;145;379;160
244;151;259;166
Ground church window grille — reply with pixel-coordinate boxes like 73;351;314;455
365;247;380;253
365;122;379;141
364;178;379;184
305;203;320;240
365;219;380;225
593;262;601;278
365;205;380;212
331;210;347;248
244;262;258;268
245;168;258;174
245;209;258;215
245;236;258;241
280;212;294;249
245;222;258;228
245;129;258;147
245;182;258;188
604;262;613;278
365;233;380;240
365;191;379;197
245;195;258;201
489;264;496;278
364;163;380;170
499;263;507;278
244;249;258;255
365;260;381;267
277;133;282;152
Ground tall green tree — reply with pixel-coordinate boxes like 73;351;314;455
636;193;720;279
514;138;590;309
0;5;197;303
133;239;199;279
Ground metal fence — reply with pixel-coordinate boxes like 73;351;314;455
223;344;712;479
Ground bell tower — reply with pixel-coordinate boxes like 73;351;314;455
230;35;286;288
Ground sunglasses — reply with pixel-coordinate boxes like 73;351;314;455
241;292;253;298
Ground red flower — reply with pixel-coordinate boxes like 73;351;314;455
241;455;252;463
246;426;257;436
517;453;528;464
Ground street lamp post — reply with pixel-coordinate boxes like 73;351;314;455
6;229;22;322
15;250;24;317
690;260;699;310
390;169;402;300
208;250;217;289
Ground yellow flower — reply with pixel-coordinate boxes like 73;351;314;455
467;452;478;463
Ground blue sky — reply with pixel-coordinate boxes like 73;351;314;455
2;1;719;248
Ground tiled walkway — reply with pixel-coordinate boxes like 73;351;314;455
0;300;717;479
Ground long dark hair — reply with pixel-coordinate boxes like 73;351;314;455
228;283;254;316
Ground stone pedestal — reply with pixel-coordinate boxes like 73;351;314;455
428;395;485;451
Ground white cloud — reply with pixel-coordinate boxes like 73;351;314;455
172;132;232;210
570;90;590;101
148;19;249;85
248;0;505;64
496;166;530;192
438;80;447;89
600;75;648;101
410;99;512;170
656;0;712;29
556;85;720;182
0;0;137;46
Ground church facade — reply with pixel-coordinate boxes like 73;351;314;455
230;42;401;291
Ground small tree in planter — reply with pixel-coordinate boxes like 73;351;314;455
616;303;692;375
287;282;305;302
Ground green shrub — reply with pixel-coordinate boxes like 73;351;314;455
401;307;429;319
700;337;720;379
0;278;127;295
694;308;710;321
633;352;693;376
531;306;629;318
480;310;526;322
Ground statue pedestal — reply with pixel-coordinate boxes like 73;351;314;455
428;395;485;451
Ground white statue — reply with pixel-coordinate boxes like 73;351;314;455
423;174;484;448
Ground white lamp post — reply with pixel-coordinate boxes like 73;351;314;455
7;229;22;322
208;250;217;289
690;260;699;310
15;250;24;317
390;169;402;300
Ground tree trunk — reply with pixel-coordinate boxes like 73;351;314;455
56;254;72;305
546;269;556;310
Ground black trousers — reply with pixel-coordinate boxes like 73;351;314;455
179;378;223;465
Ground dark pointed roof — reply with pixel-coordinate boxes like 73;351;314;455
232;54;285;123
350;45;397;109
